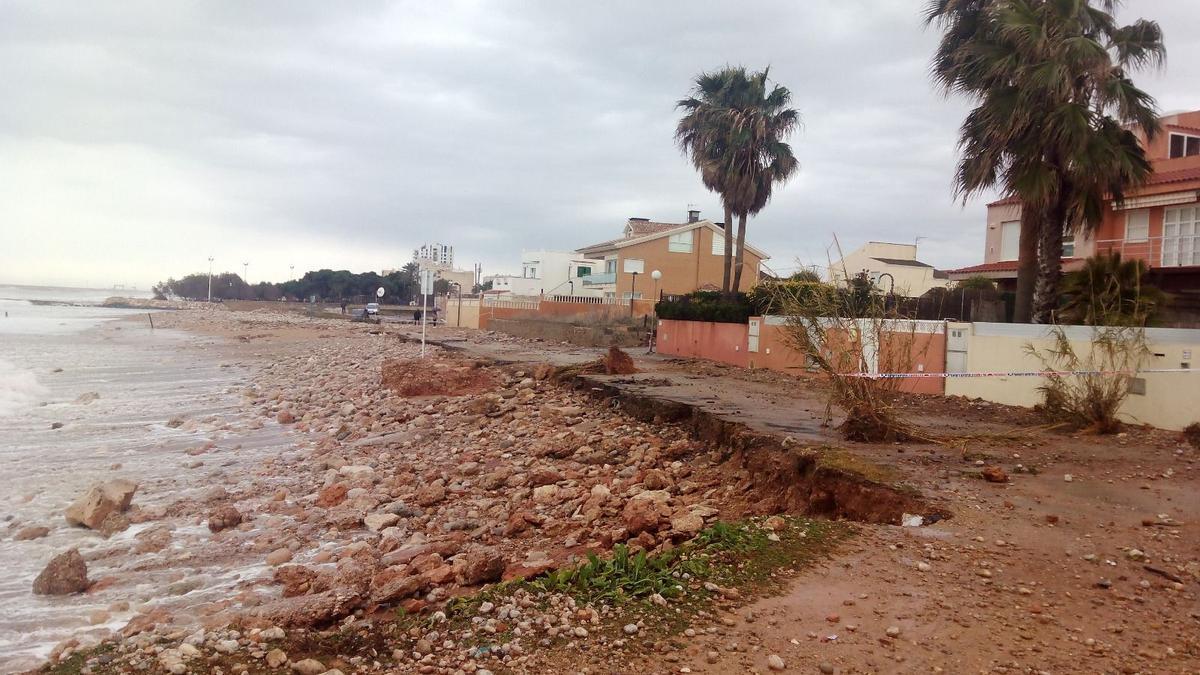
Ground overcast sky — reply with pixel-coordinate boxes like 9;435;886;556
2;1;1197;289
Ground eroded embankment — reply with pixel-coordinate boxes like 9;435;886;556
567;373;948;526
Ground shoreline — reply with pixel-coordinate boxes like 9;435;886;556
18;308;1200;674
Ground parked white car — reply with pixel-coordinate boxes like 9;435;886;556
365;302;379;315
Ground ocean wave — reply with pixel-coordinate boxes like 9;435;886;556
0;359;46;417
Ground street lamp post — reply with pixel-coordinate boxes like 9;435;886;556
651;269;662;302
207;256;214;302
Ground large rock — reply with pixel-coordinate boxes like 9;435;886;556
370;567;429;604
363;513;400;532
207;505;244;532
32;548;89;595
415;482;446;507
452;547;506;586
64;479;138;530
623;491;672;535
14;525;51;541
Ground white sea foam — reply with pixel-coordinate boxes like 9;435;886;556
0;359;46;417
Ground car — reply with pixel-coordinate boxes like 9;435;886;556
365;302;379;315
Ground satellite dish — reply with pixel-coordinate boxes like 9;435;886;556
376;287;385;298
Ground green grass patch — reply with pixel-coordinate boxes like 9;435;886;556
44;517;853;675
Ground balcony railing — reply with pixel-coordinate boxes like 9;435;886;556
1093;235;1200;268
581;272;616;285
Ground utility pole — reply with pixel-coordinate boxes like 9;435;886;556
242;262;249;283
289;264;295;279
207;256;214;302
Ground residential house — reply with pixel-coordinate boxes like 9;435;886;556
416;260;475;291
948;109;1200;294
828;241;951;297
575;210;769;298
483;250;599;298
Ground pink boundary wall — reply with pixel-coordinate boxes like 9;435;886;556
656;318;946;395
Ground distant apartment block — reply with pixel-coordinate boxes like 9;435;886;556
949;109;1200;294
414;243;454;267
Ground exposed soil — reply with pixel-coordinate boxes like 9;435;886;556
380;356;498;397
410;323;1200;674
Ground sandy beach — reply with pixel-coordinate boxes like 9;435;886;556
4;305;1198;674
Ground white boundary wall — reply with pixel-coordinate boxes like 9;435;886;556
944;322;1200;430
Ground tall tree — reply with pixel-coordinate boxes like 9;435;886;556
927;0;1163;323
676;67;800;294
676;68;742;294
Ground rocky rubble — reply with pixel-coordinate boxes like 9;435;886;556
45;309;750;672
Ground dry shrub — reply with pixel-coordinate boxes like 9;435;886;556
1026;325;1150;433
1183;422;1200;450
770;275;934;443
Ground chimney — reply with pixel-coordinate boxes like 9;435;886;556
687;209;700;223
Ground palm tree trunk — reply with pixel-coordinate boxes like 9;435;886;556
1013;206;1039;323
732;212;749;293
1032;198;1067;324
721;204;733;295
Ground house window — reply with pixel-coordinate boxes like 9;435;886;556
1163;206;1200;267
1063;227;1075;258
622;292;644;300
668;230;693;253
1125;209;1150;243
999;220;1020;261
1169;133;1200;159
711;232;737;256
576;266;592;277
605;258;617;274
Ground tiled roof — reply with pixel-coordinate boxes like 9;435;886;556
1147;166;1200;186
627;221;679;237
1164;123;1200;135
948;260;1021;275
948;258;1077;276
871;257;933;268
577;220;684;253
987;195;1021;207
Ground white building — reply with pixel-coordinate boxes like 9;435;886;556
414;243;454;266
484;249;602;298
828;241;951;297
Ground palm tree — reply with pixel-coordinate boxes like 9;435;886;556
677;68;741;294
677;67;800;294
927;0;1163;323
1060;252;1165;325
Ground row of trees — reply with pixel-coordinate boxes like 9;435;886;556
674;0;1165;322
154;263;453;303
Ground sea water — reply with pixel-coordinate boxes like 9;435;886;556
0;286;287;671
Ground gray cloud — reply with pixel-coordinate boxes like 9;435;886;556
1;0;1197;287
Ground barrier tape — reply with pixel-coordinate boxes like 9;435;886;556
843;368;1194;379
